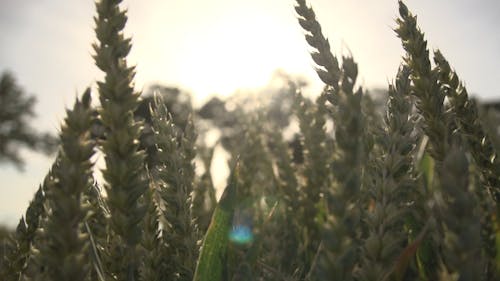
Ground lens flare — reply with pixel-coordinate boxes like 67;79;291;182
229;225;253;245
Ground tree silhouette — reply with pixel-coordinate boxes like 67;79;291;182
0;71;57;169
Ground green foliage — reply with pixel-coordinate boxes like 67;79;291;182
194;164;239;281
4;1;500;281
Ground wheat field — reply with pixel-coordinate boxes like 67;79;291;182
1;0;500;280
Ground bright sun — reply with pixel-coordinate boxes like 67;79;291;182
131;1;314;101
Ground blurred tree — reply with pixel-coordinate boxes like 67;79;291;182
0;71;57;169
0;225;14;270
482;99;500;111
196;71;301;153
137;84;193;129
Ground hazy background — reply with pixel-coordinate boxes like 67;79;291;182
1;0;499;227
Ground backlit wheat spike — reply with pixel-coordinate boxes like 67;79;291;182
139;183;163;281
8;162;61;281
32;88;95;281
93;0;148;279
0;186;44;281
150;94;199;281
433;50;500;202
294;2;367;279
355;65;421;281
312;63;367;280
395;1;450;163
433;50;500;278
295;0;341;90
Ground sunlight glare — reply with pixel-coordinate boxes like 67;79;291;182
176;15;302;98
135;1;313;101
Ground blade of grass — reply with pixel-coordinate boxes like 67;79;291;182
193;161;240;281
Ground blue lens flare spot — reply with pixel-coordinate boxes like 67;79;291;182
229;225;253;245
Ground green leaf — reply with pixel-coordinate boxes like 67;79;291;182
193;162;240;281
419;152;435;191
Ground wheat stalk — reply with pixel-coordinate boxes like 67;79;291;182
0;186;45;281
355;65;422;281
29;89;95;281
150;94;199;281
433;49;500;279
138;183;163;281
92;0;149;279
433;50;500;201
295;0;341;90
395;1;450;163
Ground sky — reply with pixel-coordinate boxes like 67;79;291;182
1;0;499;227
